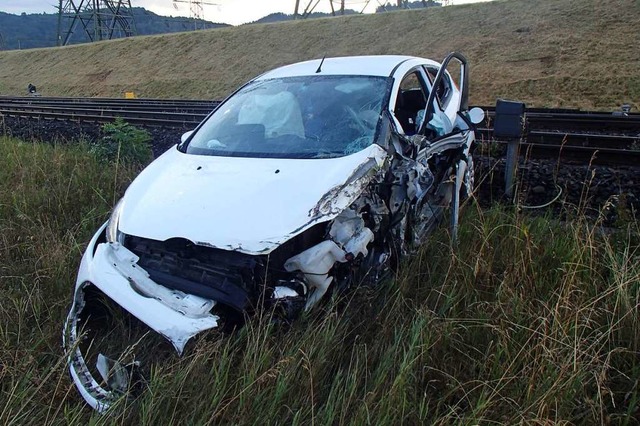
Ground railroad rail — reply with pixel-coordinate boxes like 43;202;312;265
1;96;639;165
0;96;218;126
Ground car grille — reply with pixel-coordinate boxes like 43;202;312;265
125;236;266;312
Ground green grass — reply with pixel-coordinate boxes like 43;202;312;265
0;137;639;423
0;137;139;424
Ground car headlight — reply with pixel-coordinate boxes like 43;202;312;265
106;198;125;244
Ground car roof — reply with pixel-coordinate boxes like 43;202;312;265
255;55;424;80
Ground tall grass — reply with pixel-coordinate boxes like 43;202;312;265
0;137;638;424
0;137;139;424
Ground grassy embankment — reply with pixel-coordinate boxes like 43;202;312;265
0;136;639;423
0;0;639;109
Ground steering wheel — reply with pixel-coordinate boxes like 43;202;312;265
344;106;376;134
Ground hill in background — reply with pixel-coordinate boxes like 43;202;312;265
0;2;440;50
0;0;637;109
0;8;229;50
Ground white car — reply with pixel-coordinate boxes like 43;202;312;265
64;53;484;411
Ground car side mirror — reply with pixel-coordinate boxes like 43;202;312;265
181;130;194;144
467;107;485;125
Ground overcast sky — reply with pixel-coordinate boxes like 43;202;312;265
0;0;491;25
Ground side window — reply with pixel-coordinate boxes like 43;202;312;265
424;65;453;108
394;71;428;135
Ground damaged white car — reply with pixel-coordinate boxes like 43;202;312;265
64;53;484;411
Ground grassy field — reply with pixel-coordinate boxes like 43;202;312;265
1;0;639;420
0;0;639;109
0;136;639;423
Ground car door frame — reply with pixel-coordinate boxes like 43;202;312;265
389;65;431;136
417;52;469;137
387;58;442;137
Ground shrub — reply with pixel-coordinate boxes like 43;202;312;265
91;118;152;165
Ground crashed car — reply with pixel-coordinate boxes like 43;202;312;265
64;53;484;411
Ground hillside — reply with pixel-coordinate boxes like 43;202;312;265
0;0;638;109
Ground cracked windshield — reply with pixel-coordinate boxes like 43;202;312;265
185;75;391;158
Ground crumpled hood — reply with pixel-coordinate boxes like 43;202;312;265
119;145;387;254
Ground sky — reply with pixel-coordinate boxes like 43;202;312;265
0;0;492;25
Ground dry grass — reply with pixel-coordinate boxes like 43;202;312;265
0;136;639;423
0;0;638;109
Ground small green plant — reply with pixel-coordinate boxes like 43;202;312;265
91;118;152;165
478;139;504;157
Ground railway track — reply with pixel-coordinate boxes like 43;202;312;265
0;96;218;126
1;96;639;165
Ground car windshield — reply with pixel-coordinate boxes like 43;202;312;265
184;75;391;159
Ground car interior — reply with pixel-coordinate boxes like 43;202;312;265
394;86;427;135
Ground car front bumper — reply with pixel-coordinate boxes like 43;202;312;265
63;223;219;411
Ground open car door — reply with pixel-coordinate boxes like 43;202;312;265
414;52;483;239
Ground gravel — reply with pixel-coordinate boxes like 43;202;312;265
476;156;640;224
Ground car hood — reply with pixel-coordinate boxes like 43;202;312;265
119;145;388;254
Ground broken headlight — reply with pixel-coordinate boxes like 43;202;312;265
106;198;125;244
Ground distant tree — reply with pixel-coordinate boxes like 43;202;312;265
377;0;440;12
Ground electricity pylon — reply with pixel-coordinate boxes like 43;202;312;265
57;0;136;46
173;0;219;30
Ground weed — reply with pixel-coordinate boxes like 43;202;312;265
90;118;152;165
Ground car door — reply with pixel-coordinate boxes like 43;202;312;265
415;53;471;143
422;54;469;132
423;65;460;126
392;68;431;136
417;53;474;239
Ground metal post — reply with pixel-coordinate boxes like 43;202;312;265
493;99;526;200
504;138;519;198
57;1;63;46
294;0;300;18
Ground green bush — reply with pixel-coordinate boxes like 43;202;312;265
91;118;152;165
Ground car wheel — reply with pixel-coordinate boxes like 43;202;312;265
461;153;475;201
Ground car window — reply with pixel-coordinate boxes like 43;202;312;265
394;71;428;135
184;75;392;159
424;65;453;108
